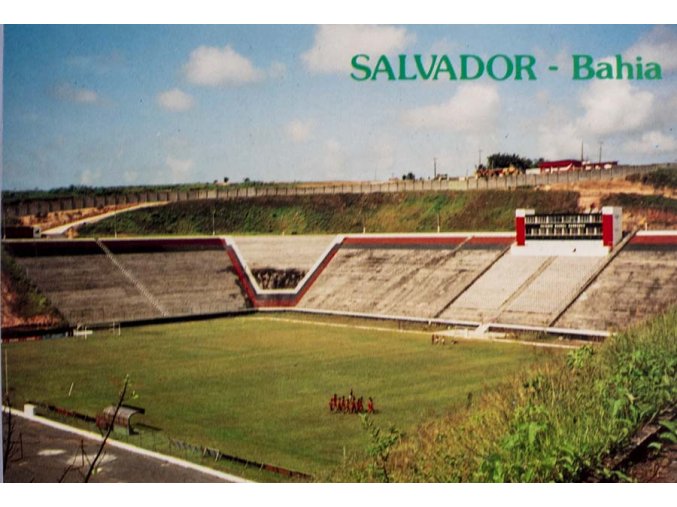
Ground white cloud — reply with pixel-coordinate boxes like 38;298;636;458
55;83;99;104
183;45;264;86
301;25;415;74
537;121;583;160
576;79;654;136
80;168;102;185
157;88;194;112
165;156;194;182
624;130;677;155
401;84;500;133
285;119;314;143
625;25;677;73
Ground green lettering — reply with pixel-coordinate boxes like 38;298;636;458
461;54;484;80
645;62;662;79
514;54;537;80
596;61;613;79
372;55;396;80
487;54;513;81
433;55;458;80
350;54;371;81
615;55;633;79
414;54;438;80
398;54;417;80
572;54;594;80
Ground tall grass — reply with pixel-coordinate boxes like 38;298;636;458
334;308;677;482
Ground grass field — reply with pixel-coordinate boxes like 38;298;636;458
4;314;558;480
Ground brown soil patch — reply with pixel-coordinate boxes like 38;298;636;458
544;179;675;211
543;179;677;230
625;442;677;483
1;277;61;329
18;204;138;231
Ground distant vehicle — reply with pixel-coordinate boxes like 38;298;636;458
475;165;524;178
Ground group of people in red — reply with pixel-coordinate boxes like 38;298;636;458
329;389;375;414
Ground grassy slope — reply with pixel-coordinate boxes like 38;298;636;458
79;190;580;236
4;315;553;477
337;308;677;482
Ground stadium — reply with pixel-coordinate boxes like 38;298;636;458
2;181;676;482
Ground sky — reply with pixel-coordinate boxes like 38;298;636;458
2;24;676;190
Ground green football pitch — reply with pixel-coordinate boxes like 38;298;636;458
4;314;556;479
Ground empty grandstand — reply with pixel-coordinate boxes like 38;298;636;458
3;239;251;326
554;233;677;331
298;235;511;319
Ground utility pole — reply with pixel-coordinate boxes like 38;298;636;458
433;157;437;179
598;142;603;164
580;140;584;162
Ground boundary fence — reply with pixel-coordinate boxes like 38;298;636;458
3;164;672;218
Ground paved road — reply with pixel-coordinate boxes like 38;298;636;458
3;409;246;483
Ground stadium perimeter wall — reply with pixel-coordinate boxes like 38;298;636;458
3;164;670;218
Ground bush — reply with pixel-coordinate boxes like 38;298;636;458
626;168;677;190
332;308;677;482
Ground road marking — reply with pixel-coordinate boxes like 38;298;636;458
4;407;251;483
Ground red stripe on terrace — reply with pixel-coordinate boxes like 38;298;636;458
103;238;223;249
342;236;467;246
630;235;677;246
255;243;342;308
222;240;259;308
220;239;342;308
467;236;514;246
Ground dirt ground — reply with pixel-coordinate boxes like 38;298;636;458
17;204;137;232
624;442;677;483
1;275;61;329
545;179;675;210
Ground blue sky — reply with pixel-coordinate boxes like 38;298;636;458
3;24;676;190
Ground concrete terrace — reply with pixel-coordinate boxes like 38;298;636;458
554;233;677;331
3;231;676;335
297;237;509;318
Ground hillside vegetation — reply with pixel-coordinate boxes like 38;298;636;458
331;308;677;482
626;168;677;190
1;248;63;328
79;189;579;236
